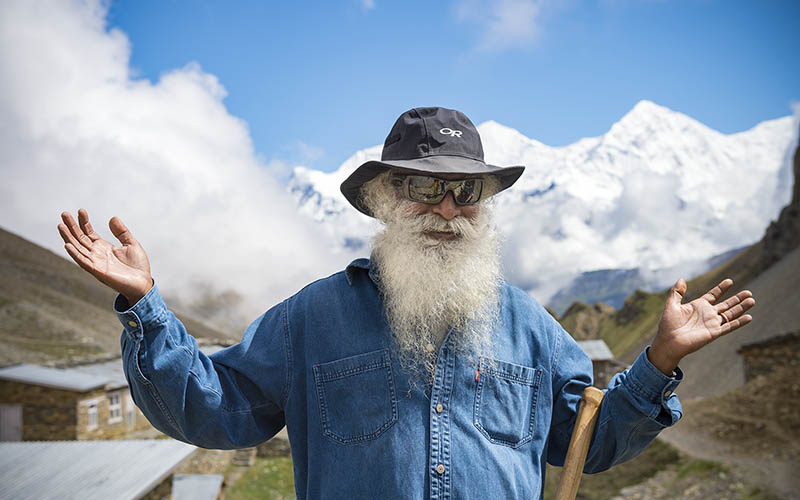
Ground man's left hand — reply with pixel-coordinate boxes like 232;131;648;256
648;278;754;376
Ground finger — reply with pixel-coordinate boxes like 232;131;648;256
58;223;92;258
701;278;733;304
61;211;94;250
64;242;95;273
719;314;753;336
715;290;753;313
109;216;135;245
78;208;101;242
666;278;687;307
719;297;755;323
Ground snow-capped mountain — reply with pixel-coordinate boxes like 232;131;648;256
288;101;798;306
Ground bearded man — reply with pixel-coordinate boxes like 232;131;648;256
58;107;754;499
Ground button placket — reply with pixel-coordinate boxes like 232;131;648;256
428;338;455;500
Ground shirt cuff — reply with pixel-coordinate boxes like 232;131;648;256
623;347;683;425
114;283;168;342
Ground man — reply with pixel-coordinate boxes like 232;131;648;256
58;107;754;499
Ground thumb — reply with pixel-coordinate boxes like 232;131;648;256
667;278;687;307
109;216;135;245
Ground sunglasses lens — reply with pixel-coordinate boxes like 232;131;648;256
404;175;483;205
453;178;482;205
407;176;446;203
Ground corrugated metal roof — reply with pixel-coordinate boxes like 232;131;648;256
0;364;108;392
577;340;614;361
0;345;229;393
172;474;224;500
0;440;196;500
68;358;129;390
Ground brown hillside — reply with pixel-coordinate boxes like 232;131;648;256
557;301;614;340
0;227;237;366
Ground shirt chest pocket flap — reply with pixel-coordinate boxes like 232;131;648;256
474;357;543;448
313;349;398;445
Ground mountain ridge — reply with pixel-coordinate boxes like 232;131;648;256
288;101;797;308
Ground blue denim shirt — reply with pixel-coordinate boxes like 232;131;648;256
116;258;682;500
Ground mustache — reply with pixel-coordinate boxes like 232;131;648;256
395;206;483;239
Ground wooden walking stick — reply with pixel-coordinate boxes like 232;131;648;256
554;386;605;500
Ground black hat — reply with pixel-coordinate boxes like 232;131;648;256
340;107;525;217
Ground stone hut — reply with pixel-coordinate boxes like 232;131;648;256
0;362;151;441
737;331;800;382
576;339;628;387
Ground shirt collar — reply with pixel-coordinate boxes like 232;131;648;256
345;257;380;286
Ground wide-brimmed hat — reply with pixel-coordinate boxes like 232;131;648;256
340;107;525;217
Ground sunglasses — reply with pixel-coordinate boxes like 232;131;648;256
391;174;484;206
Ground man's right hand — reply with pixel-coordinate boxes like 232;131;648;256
58;209;153;305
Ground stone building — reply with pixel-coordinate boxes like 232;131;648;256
576;339;628;387
0;362;151;441
737;330;800;382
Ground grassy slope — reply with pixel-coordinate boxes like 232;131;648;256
0;227;237;366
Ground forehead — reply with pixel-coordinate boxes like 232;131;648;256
390;169;483;180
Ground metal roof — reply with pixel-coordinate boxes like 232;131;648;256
172;474;224;500
67;358;129;390
577;340;615;361
0;364;108;392
0;345;229;393
0;440;196;500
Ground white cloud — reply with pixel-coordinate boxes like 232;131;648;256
0;0;353;327
454;0;546;52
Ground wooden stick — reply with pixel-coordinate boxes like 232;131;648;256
554;386;605;500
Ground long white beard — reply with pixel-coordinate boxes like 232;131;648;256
363;174;502;384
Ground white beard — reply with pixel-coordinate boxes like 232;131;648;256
363;174;502;384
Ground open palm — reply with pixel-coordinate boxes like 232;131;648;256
649;278;755;374
58;209;153;304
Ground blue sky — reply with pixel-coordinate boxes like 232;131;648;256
108;0;800;173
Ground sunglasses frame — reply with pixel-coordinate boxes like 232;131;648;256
391;174;484;206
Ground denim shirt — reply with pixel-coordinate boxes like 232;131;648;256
116;258;682;500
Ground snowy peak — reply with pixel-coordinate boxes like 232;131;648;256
287;101;797;305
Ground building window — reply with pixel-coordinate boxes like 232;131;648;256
87;403;98;430
108;392;122;424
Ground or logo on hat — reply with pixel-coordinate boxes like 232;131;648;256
439;127;463;138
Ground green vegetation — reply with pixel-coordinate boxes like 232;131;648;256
674;458;725;481
597;290;667;357
543;439;681;500
225;457;296;500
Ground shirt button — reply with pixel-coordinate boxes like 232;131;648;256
435;403;444;414
436;464;445;475
127;320;138;328
425;343;435;353
664;390;672;398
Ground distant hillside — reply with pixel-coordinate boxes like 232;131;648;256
549;246;746;315
0;227;238;366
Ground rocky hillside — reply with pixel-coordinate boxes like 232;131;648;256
0;228;237;366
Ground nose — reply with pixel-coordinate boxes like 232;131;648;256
431;191;461;221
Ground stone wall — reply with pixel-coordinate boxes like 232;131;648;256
738;331;800;382
593;359;629;388
0;380;155;441
0;380;81;440
141;474;173;500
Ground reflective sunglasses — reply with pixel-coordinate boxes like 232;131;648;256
391;174;484;205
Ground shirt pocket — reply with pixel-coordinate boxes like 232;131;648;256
313;349;398;445
474;357;543;448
